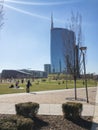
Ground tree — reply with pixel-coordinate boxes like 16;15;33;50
63;12;83;100
69;11;83;77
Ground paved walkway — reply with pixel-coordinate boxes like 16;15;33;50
91;86;98;130
0;87;98;129
0;103;95;116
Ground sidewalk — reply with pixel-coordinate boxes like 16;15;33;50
91;86;98;130
0;103;95;116
0;87;96;117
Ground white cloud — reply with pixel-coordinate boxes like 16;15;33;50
3;4;65;23
5;0;79;6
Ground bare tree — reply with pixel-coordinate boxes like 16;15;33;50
70;11;83;77
63;12;83;100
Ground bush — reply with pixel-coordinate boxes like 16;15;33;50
15;102;39;118
62;102;83;120
58;81;61;85
0;115;33;130
41;79;46;82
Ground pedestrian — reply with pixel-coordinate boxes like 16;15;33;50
21;79;24;84
26;80;32;93
15;80;19;88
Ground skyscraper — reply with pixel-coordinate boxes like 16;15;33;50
44;64;51;75
50;15;75;74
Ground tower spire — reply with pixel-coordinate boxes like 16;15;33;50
51;13;54;29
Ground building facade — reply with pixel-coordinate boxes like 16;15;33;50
1;69;47;79
50;16;75;74
44;64;51;75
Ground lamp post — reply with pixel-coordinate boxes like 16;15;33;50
73;45;77;100
80;47;89;103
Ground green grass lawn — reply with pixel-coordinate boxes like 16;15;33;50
0;79;97;94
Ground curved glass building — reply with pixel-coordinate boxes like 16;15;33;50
50;16;75;73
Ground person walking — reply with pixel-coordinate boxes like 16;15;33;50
26;80;32;93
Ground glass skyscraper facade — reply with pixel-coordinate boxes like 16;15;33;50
44;64;51;74
50;16;75;73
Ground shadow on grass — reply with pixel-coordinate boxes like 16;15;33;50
32;117;49;130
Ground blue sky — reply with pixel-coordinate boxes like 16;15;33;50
0;0;98;74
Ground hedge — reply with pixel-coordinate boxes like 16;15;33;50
62;102;83;120
15;102;39;118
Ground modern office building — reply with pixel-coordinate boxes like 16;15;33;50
44;64;51;75
50;15;75;74
1;69;47;79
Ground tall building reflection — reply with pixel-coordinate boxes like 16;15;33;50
50;15;75;73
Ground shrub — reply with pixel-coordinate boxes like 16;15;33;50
15;102;39;118
41;79;46;82
58;81;61;85
62;102;83;120
0;115;33;130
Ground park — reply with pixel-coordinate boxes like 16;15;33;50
0;0;98;129
0;76;97;129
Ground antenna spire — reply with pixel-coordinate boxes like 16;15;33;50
51;13;54;29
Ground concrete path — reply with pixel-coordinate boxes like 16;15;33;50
91;86;98;130
0;87;96;117
0;103;95;116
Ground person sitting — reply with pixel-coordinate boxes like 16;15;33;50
15;81;20;88
9;84;14;88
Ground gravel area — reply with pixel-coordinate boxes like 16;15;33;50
0;114;92;130
33;115;92;130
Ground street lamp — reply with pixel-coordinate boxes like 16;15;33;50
80;47;89;103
